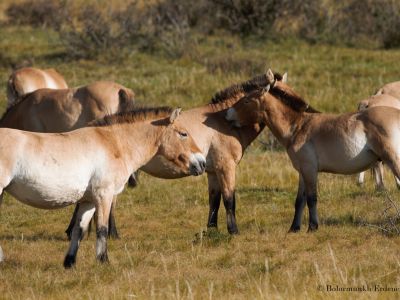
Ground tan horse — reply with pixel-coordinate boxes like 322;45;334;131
227;69;400;232
74;74;273;235
357;94;400;189
376;81;400;99
7;67;68;108
1;81;135;132
0;107;206;267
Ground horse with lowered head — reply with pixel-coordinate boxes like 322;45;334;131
0;107;206;267
227;68;400;232
7;67;68;108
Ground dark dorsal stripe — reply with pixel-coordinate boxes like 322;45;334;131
210;74;274;104
90;106;174;127
270;85;320;113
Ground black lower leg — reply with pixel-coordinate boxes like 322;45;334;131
224;192;238;234
96;226;109;263
307;193;318;232
65;204;80;240
207;189;221;228
108;206;119;239
63;227;83;269
289;194;306;232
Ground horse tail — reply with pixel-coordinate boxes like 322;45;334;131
6;74;19;107
117;88;135;113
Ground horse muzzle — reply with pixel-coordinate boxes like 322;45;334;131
189;153;206;176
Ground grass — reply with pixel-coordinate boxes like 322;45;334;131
1;21;400;299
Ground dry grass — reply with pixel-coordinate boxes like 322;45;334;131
1;14;400;300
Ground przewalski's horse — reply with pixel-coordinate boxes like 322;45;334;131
1;82;135;239
376;81;400;99
0;107;206;267
357;93;400;189
227;69;400;232
7;67;68;108
1;81;135;132
70;74;273;235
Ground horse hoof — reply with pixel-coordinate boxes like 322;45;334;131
97;252;109;263
63;255;76;269
307;225;318;232
288;226;300;233
228;228;239;235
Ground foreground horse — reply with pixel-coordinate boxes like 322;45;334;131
70;74;274;235
0;107;206;267
7;67;68;108
1;81;135;132
227;69;400;232
357;94;400;189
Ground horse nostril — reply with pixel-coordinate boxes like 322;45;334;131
201;160;206;170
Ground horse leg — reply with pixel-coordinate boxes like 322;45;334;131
64;202;96;268
373;161;385;191
217;164;238;234
0;191;3;262
108;196;119;239
301;170;319;232
65;203;80;240
289;174;306;232
94;193;113;263
207;172;222;229
357;171;365;186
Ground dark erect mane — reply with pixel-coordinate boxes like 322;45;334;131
90;106;174;127
270;85;320;113
210;73;274;104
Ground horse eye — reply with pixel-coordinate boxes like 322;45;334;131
179;131;188;138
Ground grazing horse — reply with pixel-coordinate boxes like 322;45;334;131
70;74;274;235
7;67;68;108
227;69;400;232
1;81;135;132
357;94;400;189
0;107;206;267
376;81;400;99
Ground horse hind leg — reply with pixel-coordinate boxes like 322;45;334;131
207;172;222;230
108;196;119;239
372;161;385;191
64;202;96;268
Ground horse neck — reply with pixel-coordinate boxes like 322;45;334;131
107;122;163;172
261;97;304;148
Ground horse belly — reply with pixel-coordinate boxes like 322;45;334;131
6;179;87;209
317;133;378;174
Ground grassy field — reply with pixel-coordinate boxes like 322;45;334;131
1;21;400;300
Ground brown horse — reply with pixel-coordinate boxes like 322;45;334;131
0;107;206;267
7;67;68;108
1;81;135;132
357;93;400;189
69;74;274;235
227;69;400;232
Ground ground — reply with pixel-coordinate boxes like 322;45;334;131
0;23;400;299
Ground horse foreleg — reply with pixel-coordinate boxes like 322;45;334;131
302;170;319;232
64;202;96;268
206;172;222;229
218;165;238;234
372;162;385;191
108;196;119;239
289;174;306;232
95;194;113;263
357;171;365;186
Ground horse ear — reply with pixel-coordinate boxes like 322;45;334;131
266;68;274;83
282;72;288;83
169;107;182;124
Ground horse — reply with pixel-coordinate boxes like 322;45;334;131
68;74;273;236
376;81;400;99
0;107;206;267
1;82;136;239
7;67;68;108
226;69;400;232
1;81;135;132
357;93;400;189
